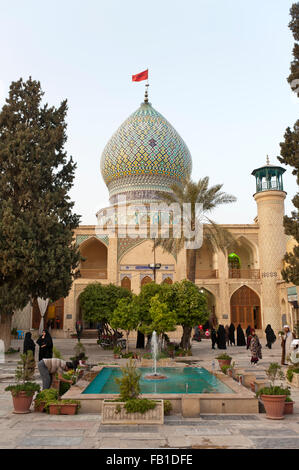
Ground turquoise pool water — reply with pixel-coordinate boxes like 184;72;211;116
82;367;234;395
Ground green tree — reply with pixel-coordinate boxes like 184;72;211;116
277;3;299;285
0;77;80;350
173;280;208;350
154;177;236;282
141;294;177;345
110;296;140;353
79;282;132;331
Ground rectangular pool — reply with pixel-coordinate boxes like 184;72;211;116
82;367;235;395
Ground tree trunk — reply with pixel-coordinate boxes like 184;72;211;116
180;325;192;350
0;312;12;352
126;331;129;354
187;249;196;283
136;330;145;349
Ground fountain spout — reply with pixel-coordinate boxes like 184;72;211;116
151;331;158;375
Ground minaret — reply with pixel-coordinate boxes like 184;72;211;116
252;157;287;331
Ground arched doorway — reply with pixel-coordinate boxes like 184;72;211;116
141;276;153;287
79;237;107;279
121;276;131;291
230;286;261;329
162;277;173;285
32;298;64;330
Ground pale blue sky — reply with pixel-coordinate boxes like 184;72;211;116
0;0;298;224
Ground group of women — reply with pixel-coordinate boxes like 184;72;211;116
23;329;53;360
210;322;277;365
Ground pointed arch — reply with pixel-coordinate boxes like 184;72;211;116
121;276;132;291
79;236;107;279
230;285;261;329
141;276;153;287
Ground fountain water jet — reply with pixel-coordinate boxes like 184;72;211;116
144;331;167;380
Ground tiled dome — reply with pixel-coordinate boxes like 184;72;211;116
100;101;192;203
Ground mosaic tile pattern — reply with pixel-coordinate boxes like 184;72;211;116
76;234;109;247
101;102;192;198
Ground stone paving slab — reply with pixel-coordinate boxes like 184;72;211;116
100;438;167;449
239;428;299;436
20;436;83;447
99;425;160;433
172;426;232;436
251;437;299;449
189;435;253;449
200;415;261;421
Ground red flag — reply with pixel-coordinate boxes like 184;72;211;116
132;69;148;82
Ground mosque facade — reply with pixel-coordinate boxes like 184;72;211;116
12;92;299;338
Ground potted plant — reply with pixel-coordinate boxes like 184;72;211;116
34;388;59;412
113;346;122;359
5;351;40;414
216;353;232;368
46;399;81;415
284;395;294;415
220;365;231;375
256;363;288;420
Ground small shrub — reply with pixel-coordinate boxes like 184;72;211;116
124;398;156;414
256;386;290;398
221;365;231;375
5;382;40;397
285;396;293;403
216;353;232;360
35;388;59;407
115;358;141;401
53;347;63;359
163;400;172;415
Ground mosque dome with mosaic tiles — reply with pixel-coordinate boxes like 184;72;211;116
100;98;192;204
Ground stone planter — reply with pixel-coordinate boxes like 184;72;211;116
261;395;286;420
102;399;164;425
284;401;294;415
12;391;35;414
48;403;79;415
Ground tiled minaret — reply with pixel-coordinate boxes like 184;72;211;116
252;157;287;331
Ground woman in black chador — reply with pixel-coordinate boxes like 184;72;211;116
228;323;235;346
265;324;276;349
236;324;246;346
37;329;53;361
23;332;36;356
246;325;251;344
211;328;217;350
216;325;227;350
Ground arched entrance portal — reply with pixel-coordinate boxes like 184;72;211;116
230;286;261;329
121;276;132;291
141;276;153;288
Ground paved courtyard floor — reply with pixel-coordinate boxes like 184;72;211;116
1;336;299;449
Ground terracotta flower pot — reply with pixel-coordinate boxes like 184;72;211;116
49;403;78;415
261;395;286;420
284;401;294;415
34;401;46;412
228;369;233;378
12;391;34;414
217;359;232;368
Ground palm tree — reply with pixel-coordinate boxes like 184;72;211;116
154;176;237;283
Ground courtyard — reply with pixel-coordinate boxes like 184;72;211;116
1;336;299;449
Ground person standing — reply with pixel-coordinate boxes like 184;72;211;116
38;358;74;390
211;327;217;350
280;325;295;365
236;324;246;346
224;325;230;347
75;321;83;342
250;328;262;365
37;329;53;361
23;332;36;356
265;324;276;349
228;323;235;346
217;325;227;350
246;326;252;350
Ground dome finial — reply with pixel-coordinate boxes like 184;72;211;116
144;83;149;103
266;154;270;165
